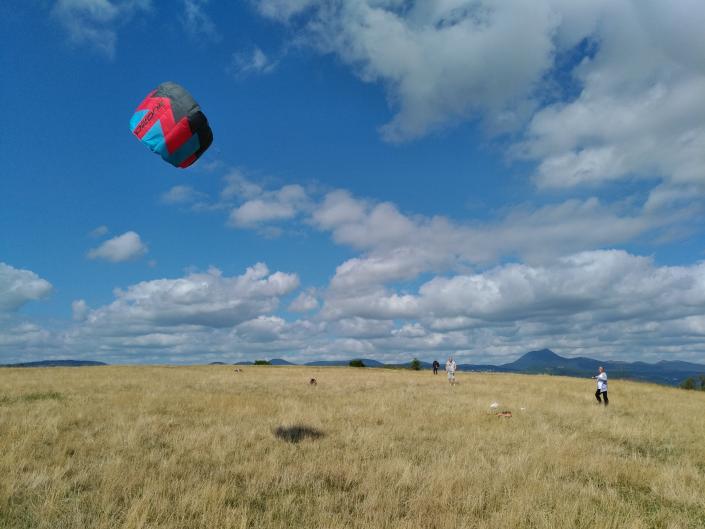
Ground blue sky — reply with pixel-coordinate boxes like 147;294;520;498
2;0;705;365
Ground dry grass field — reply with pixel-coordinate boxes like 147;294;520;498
1;366;705;529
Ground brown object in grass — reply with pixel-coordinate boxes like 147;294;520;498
496;411;512;418
309;378;317;385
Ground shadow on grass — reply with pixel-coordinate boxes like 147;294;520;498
274;424;325;444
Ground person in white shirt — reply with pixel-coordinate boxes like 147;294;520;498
445;356;457;385
592;366;608;406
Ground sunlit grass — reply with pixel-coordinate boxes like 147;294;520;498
1;366;704;528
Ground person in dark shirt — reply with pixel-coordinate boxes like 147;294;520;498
432;360;440;375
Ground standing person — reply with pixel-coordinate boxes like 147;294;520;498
445;356;457;385
592;366;608;406
432;360;440;375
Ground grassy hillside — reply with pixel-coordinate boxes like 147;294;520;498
1;366;704;529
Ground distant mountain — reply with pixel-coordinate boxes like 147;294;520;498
209;362;226;365
305;360;350;366
269;358;296;366
358;358;385;367
499;348;600;375
1;360;108;368
457;349;705;386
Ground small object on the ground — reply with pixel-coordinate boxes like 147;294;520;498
490;402;499;409
520;407;526;411
496;411;512;418
233;368;243;373
309;378;317;385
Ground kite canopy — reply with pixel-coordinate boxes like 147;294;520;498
130;82;213;168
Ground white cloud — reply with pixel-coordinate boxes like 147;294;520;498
0;265;56;363
314;250;705;362
523;74;705;197
72;299;89;321
87;231;148;262
321;288;419;321
0;319;54;354
255;0;318;22
229;47;278;77
6;249;705;364
52;0;151;58
181;0;220;42
78;263;298;330
0;263;53;312
46;264;303;362
289;290;319;312
220;169;264;201
253;0;705;214
235;315;287;342
161;185;208;205
257;0;558;141
89;225;109;238
311;189;661;291
228;184;310;228
160;170;313;231
333;317;394;339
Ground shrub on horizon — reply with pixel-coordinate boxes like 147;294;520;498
349;359;365;368
680;377;696;390
409;358;422;371
254;360;272;366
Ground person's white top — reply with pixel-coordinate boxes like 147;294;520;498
596;372;607;391
446;360;456;373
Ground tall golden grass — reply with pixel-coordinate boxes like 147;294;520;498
1;366;704;528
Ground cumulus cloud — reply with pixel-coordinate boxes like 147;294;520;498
333;316;394;339
311;189;662;291
0;264;56;363
87;231;148;262
6;250;705;364
0;320;54;356
523;57;705;199
229;184;310;228
51;264;303;362
77;263;298;330
0;263;53;312
316;250;705;362
253;0;705;213
72;299;89;321
257;0;557;141
289;290;319;312
52;0;151;58
156;171;702;362
159;170;313;232
235;315;287;342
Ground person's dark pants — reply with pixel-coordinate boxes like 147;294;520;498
433;367;438;374
595;389;609;406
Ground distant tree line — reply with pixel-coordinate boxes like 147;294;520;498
348;358;423;369
680;375;705;390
